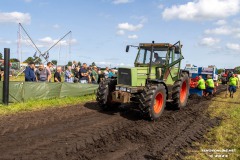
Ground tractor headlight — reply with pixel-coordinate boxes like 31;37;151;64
115;86;120;91
127;88;131;93
119;87;127;92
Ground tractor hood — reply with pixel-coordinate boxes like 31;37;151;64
117;67;156;87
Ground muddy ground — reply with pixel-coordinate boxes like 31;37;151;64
0;85;226;160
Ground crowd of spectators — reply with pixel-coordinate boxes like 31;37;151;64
24;61;117;84
70;62;117;83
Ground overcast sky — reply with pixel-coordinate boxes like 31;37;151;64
0;0;240;68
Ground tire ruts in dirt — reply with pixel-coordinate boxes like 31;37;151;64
0;85;227;160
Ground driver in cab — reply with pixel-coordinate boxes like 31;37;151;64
153;53;163;64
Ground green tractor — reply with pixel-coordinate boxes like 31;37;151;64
96;41;190;120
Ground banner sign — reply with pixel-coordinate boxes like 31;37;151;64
201;67;214;74
185;67;198;74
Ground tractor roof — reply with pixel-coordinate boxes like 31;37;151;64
139;43;173;48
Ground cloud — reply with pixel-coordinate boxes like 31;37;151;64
233;28;240;38
96;61;111;65
204;25;240;38
0;11;31;24
199;37;220;46
67;38;77;44
53;24;60;29
112;0;133;4
204;26;232;35
116;18;145;38
38;36;77;48
39;37;52;43
0;38;12;44
233;19;240;25
214;19;227;25
96;61;133;67
162;0;240;21
226;43;240;51
118;22;143;31
116;16;146;37
116;30;125;35
128;34;138;39
236;33;240;38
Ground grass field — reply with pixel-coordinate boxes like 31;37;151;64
186;89;240;160
1;74;95;116
0;94;96;115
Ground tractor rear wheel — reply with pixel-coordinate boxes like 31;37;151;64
96;78;117;110
139;84;166;121
172;73;190;109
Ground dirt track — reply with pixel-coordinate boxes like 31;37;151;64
0;86;226;160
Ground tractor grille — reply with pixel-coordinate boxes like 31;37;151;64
118;68;131;85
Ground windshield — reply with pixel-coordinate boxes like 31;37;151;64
136;49;167;65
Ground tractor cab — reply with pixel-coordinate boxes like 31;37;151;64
126;41;184;84
132;43;183;67
134;43;169;67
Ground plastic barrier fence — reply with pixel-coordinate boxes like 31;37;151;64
0;82;98;103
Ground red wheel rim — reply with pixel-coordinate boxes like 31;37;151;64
180;81;187;103
154;93;163;114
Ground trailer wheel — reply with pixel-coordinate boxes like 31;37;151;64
96;79;117;110
139;84;166;121
172;73;190;109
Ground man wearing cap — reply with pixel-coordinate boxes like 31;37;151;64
25;62;36;82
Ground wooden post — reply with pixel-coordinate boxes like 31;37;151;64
3;48;10;105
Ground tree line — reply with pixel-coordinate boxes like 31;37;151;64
1;52;238;73
0;52;97;67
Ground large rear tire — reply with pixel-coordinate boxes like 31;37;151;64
172;73;190;109
96;79;117;110
139;84;167;121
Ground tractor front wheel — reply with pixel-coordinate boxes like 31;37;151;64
96;79;117;110
139;84;166;120
172;73;190;109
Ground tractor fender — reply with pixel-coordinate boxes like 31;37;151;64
148;79;169;100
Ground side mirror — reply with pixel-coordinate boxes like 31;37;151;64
126;45;130;52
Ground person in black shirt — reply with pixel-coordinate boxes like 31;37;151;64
73;66;80;83
79;63;89;83
54;67;62;82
